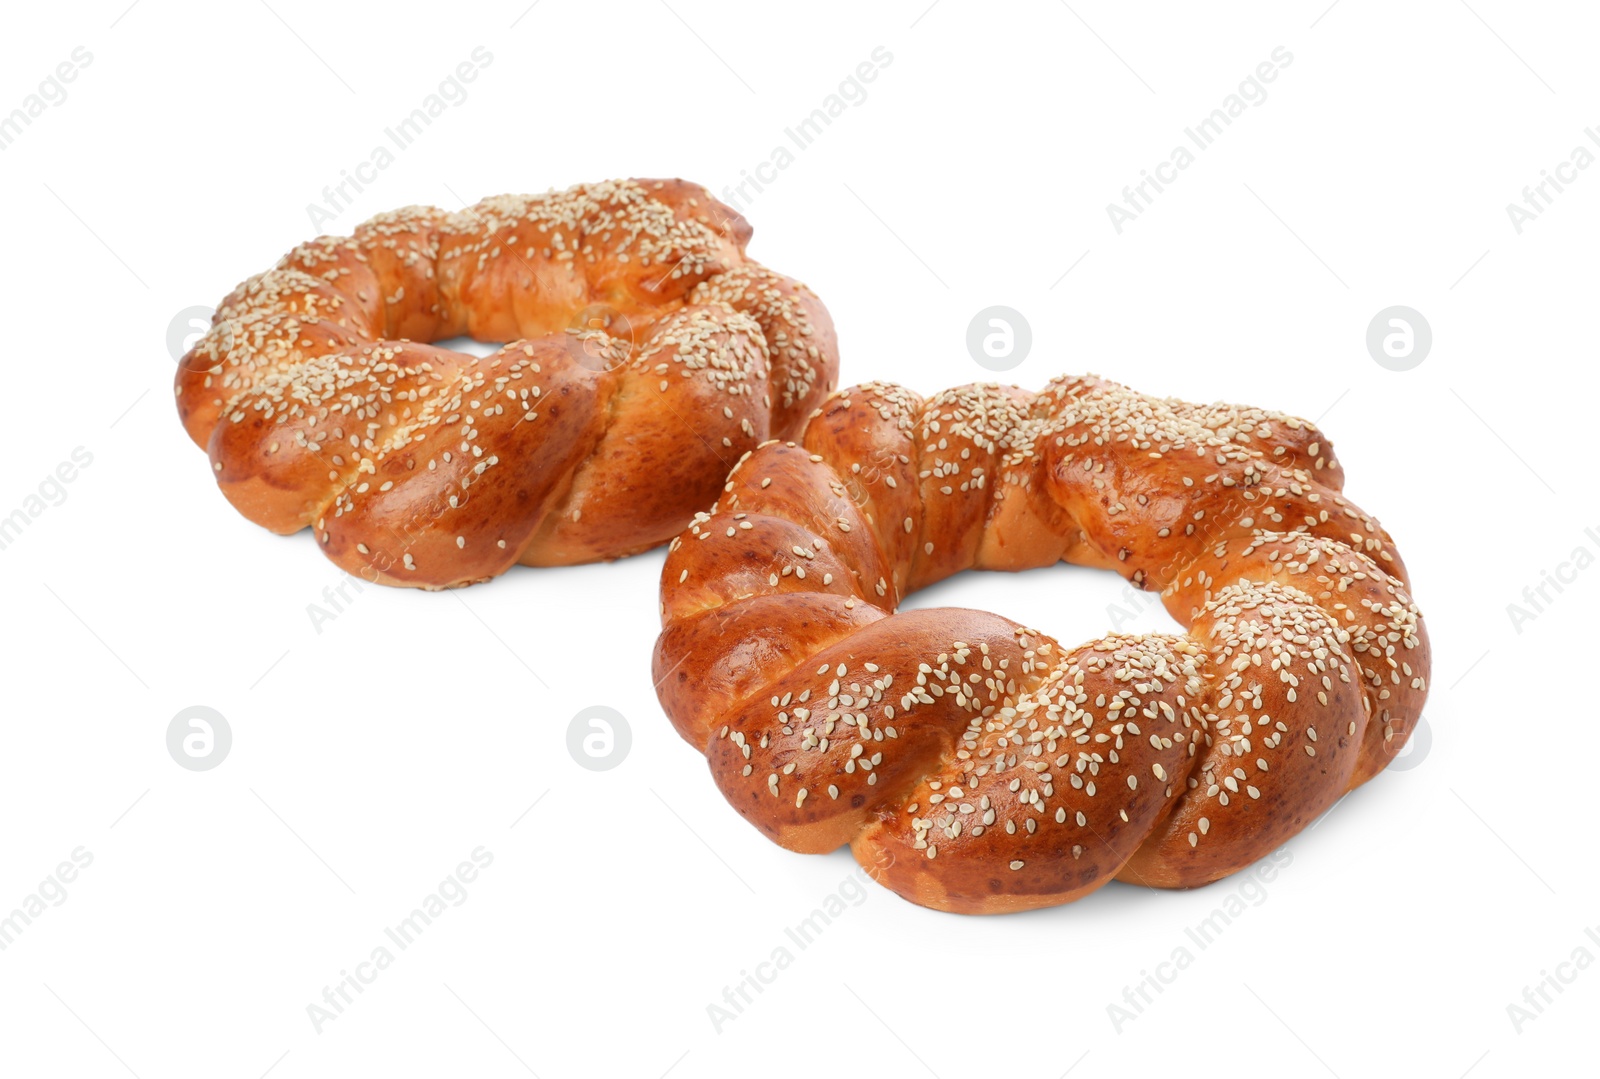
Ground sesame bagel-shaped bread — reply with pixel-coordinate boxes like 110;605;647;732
653;375;1429;914
176;178;839;588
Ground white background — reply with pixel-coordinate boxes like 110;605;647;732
1;1;1594;1076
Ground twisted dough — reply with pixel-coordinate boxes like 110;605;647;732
176;179;838;588
654;376;1429;914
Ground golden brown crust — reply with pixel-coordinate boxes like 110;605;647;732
654;376;1430;914
176;179;839;589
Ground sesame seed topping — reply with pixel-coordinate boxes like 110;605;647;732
657;373;1426;914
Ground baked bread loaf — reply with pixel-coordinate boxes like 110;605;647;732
176;179;838;588
654;376;1428;913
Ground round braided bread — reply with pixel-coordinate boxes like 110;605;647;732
653;375;1429;914
176;178;838;589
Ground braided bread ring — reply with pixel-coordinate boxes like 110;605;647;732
654;376;1429;914
176;179;838;589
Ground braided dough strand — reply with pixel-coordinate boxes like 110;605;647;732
654;376;1429;914
177;179;838;588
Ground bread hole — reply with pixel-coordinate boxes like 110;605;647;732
897;560;1184;641
431;335;504;358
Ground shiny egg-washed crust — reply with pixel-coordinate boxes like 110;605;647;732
653;376;1429;914
176;178;839;589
